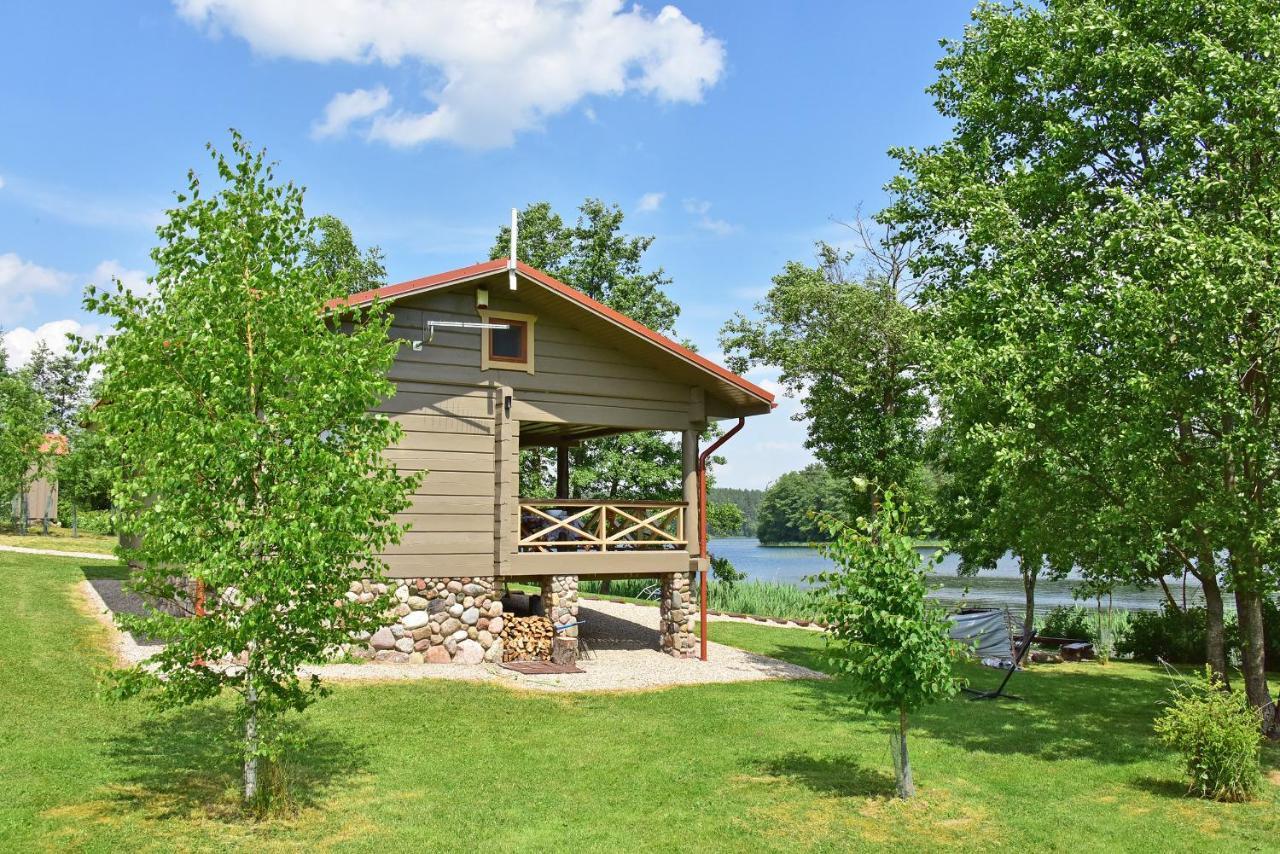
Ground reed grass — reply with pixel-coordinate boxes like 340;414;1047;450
577;577;822;623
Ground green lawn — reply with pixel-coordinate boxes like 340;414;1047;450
0;525;117;555
2;551;1277;852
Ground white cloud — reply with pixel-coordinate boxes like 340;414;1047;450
91;260;153;297
175;0;726;149
683;197;737;236
0;175;6;190
636;191;665;213
0;253;74;322
0;255;148;358
2;319;105;368
313;86;392;138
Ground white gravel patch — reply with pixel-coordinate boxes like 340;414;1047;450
2;543;116;561
79;581;825;693
79;579;154;666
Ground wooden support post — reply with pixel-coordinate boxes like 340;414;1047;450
556;441;570;500
681;428;699;555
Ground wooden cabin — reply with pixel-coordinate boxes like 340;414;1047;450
340;259;773;663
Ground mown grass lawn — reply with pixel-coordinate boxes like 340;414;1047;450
0;525;117;554
2;551;1277;852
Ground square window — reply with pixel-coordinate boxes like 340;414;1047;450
490;319;527;361
480;310;536;373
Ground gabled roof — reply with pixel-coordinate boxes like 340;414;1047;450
331;259;775;411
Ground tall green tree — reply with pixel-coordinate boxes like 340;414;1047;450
708;486;763;536
84;134;419;802
885;0;1280;730
811;492;960;798
930;421;1074;638
491;199;680;332
755;464;851;544
490;199;688;500
20;340;88;435
0;343;50;533
706;500;745;538
721;217;928;512
303;213;387;295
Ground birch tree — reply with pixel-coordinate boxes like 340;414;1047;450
85;134;419;803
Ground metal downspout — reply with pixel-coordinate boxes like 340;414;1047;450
696;417;746;661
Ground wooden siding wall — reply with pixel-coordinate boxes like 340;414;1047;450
378;286;707;578
392;290;696;431
376;379;498;578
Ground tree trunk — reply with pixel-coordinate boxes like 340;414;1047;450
1233;588;1277;737
1020;558;1038;641
895;705;914;799
1195;558;1229;688
244;672;260;802
1157;576;1181;612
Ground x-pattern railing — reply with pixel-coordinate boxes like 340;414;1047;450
518;499;686;552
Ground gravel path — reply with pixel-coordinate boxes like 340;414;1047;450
0;544;116;561
80;581;825;692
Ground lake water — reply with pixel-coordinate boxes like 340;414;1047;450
708;536;1205;616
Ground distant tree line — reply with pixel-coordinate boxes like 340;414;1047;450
711;464;938;545
707;486;761;537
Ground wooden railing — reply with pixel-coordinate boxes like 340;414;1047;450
518;499;687;552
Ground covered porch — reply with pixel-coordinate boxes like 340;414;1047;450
503;417;710;659
506;418;706;580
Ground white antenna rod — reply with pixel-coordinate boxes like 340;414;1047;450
508;207;518;290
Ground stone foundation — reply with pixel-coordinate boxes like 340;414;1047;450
540;574;580;637
660;571;696;658
352;577;504;665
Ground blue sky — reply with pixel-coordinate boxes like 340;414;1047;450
0;0;972;488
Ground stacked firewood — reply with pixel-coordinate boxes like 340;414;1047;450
500;615;555;662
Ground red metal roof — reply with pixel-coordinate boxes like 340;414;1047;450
332;260;775;407
39;433;69;455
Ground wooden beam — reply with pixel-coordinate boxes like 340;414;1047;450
504;550;692;578
556;442;570;499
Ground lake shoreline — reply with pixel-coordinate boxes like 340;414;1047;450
752;538;948;549
710;536;1204;616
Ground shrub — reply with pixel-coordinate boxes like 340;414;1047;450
60;508;117;536
709;553;745;585
1154;666;1262;802
1118;605;1209;664
1091;607;1133;663
1040;605;1095;641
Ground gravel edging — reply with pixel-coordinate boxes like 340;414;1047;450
75;579;827;693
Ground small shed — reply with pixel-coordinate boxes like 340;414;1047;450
334;259;774;663
12;433;68;527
